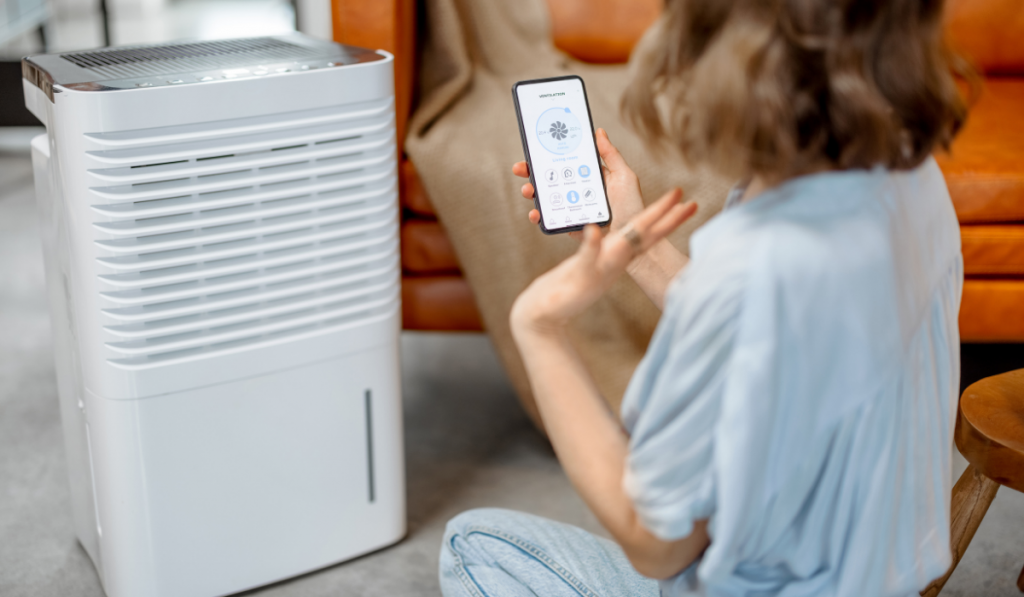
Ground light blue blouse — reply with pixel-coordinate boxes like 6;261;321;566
621;158;962;597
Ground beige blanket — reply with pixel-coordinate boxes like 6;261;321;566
405;0;730;426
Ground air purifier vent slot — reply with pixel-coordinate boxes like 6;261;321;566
89;101;399;366
61;37;316;79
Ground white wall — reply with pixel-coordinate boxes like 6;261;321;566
295;0;332;41
51;0;167;18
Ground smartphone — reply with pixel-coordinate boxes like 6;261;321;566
512;75;611;234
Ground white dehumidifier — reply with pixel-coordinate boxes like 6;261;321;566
23;34;404;597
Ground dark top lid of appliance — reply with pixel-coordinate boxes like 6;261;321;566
23;33;385;101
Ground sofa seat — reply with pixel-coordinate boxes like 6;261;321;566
961;282;1024;341
402;275;482;330
961;226;1024;275
938;80;1024;223
399;159;484;330
934;78;1024;342
401;219;460;273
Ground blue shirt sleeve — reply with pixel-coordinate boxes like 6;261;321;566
621;261;743;542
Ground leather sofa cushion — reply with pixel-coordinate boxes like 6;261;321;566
401;219;460;273
937;79;1024;223
962;226;1024;275
546;0;660;64
402;276;484;330
947;0;1024;75
961;279;1024;342
400;159;436;216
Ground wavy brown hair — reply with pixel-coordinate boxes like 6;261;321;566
622;0;968;182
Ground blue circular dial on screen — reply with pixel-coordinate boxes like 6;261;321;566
536;107;583;155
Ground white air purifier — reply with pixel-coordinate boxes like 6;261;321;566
23;34;404;597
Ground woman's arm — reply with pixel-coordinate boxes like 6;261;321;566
509;195;709;578
514;129;690;310
625;239;689;310
513;325;710;578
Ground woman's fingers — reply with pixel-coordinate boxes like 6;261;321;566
625;191;697;253
645;201;697;243
528;209;540;224
521;182;535;200
629;188;684;237
576;224;602;264
597;189;693;268
513;161;530;179
596;128;628;173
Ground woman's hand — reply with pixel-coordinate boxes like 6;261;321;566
513;128;694;310
513;128;645;239
510;188;696;335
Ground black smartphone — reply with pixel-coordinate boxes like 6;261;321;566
512;75;612;234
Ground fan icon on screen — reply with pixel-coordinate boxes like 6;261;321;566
549;121;569;140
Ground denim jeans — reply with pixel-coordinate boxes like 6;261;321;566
439;508;660;597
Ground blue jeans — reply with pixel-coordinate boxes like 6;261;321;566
439;508;660;597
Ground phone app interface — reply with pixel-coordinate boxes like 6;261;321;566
516;78;610;231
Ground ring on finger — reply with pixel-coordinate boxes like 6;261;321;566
620;222;644;256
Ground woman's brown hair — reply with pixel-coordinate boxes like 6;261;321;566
623;0;968;182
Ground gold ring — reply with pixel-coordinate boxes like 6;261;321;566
621;223;643;255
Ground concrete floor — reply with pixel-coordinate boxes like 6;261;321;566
1;142;1023;596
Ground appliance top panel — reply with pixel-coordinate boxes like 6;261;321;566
23;34;385;94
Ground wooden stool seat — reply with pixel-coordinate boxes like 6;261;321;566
957;369;1024;493
923;368;1024;596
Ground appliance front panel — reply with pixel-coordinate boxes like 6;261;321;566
86;342;405;597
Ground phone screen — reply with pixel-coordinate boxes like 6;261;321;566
513;77;611;234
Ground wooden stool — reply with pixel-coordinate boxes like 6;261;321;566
922;368;1024;596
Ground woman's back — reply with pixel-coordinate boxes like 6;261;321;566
443;1;970;594
623;158;962;596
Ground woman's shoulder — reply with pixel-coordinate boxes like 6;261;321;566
694;160;959;289
677;160;960;361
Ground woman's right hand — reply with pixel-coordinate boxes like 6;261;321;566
513;128;647;241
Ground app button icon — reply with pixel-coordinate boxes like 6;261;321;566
566;190;580;204
550;192;563;206
544;169;558;183
562;167;575;181
582;187;597;203
578;164;591;178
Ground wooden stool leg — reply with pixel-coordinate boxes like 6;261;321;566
921;464;1000;597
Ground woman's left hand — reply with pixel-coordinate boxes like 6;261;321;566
511;188;697;335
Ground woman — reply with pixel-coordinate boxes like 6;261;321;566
440;0;966;595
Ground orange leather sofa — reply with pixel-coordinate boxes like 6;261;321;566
332;0;1024;341
940;0;1024;342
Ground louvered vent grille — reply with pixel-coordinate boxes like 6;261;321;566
88;98;399;369
62;37;315;79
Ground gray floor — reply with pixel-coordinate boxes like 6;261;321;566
1;143;1022;596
